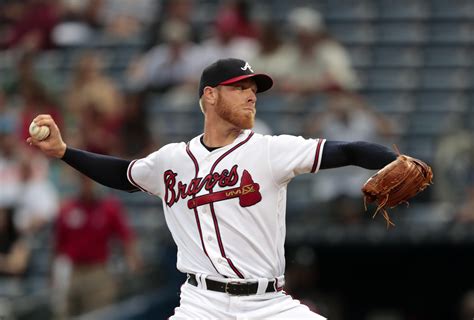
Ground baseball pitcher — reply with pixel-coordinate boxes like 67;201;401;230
28;58;431;319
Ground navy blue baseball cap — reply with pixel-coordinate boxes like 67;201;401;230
199;58;273;97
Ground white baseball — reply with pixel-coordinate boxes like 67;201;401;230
29;122;50;141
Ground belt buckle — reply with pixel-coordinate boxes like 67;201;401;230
225;281;244;295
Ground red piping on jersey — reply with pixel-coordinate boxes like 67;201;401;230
209;203;244;279
311;139;324;173
206;131;255;279
186;143;222;276
127;160;153;194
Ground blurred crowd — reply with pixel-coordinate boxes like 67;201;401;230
0;0;473;319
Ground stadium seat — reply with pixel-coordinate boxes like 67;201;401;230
376;22;427;44
365;91;415;112
416;91;468;111
346;45;373;67
429;22;473;43
329;22;376;44
430;0;474;18
325;0;376;20
423;46;472;67
377;0;430;19
420;68;469;89
366;68;419;89
402;134;436;160
408;112;453;134
373;46;422;67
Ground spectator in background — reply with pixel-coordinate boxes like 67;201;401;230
215;0;259;39
53;0;159;42
95;0;160;39
2;51;60;100
0;206;29;319
306;93;394;224
250;21;294;89
1;98;56;235
0;127;24;211
117;92;156;158
150;0;199;46
126;19;203;110
280;7;358;95
456;185;474;223
51;0;100;47
0;1;22;38
434;114;474;206
66;51;124;154
305;93;393;140
0;0;60;51
14;155;59;234
79;102;123;154
2;52;43;99
52;174;142;319
126;19;200;94
67;51;123;119
0;88;18;136
56;0;102;29
18;80;62;142
0;208;30;278
198;1;258;67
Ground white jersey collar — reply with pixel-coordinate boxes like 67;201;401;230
190;129;253;156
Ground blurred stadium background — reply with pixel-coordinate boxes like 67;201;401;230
0;0;473;319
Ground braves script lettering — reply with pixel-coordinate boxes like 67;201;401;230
164;165;239;207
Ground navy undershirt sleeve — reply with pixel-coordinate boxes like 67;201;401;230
61;147;138;192
320;141;397;170
62;142;394;189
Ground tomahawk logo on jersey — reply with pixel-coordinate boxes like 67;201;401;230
163;165;262;209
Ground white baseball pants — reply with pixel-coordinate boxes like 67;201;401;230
170;282;327;320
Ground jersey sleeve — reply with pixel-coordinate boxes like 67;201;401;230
268;135;326;184
127;144;176;197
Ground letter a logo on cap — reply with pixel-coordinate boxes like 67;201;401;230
241;62;254;73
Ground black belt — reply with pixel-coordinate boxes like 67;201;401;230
187;273;279;296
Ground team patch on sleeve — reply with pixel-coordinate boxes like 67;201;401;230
311;139;326;173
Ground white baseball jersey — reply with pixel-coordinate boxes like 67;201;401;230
127;130;325;280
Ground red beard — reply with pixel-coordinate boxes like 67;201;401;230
215;95;255;129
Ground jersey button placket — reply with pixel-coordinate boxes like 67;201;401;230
198;205;220;268
200;157;226;272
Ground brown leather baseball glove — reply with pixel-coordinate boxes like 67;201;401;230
362;149;433;228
